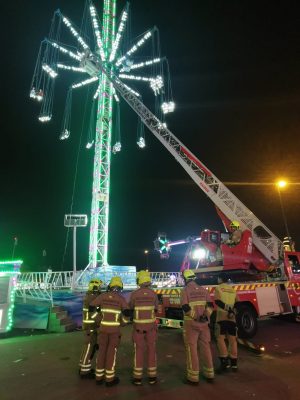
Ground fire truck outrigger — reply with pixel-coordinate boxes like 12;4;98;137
100;64;300;339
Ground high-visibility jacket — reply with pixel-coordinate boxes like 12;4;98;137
214;283;238;322
90;291;129;333
129;286;158;331
180;281;212;321
82;292;101;331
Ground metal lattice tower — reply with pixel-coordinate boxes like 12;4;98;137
89;0;116;269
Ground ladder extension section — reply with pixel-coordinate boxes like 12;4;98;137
110;76;282;264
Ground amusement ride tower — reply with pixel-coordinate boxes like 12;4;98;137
30;0;174;273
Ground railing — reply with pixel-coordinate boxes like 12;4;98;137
149;272;184;288
16;271;74;305
15;284;54;306
17;271;73;289
16;270;183;292
15;270;184;305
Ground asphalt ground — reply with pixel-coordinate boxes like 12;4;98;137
1;318;300;400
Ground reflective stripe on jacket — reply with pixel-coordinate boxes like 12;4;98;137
90;291;129;331
180;280;212;321
82;292;101;330
214;283;238;322
129;286;159;330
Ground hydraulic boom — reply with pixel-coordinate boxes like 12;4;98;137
109;75;282;266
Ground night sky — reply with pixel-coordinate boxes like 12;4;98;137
1;0;299;272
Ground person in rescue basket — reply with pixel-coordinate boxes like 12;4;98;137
79;278;103;378
214;275;240;372
129;270;159;386
181;270;215;385
226;220;242;246
90;276;130;386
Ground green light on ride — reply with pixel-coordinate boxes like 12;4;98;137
0;260;23;265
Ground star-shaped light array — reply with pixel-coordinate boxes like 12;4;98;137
30;2;175;151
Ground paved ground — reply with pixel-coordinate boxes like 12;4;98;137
1;318;300;400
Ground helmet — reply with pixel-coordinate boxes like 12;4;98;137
283;236;293;251
137;270;151;286
109;276;123;291
88;279;103;292
230;220;240;230
183;269;196;281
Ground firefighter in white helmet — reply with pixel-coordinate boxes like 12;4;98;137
181;269;215;385
90;276;130;386
129;270;159;386
214;274;240;372
79;278;103;378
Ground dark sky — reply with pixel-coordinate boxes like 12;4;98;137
1;0;299;272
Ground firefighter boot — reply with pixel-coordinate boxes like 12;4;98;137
106;377;120;387
148;377;157;385
80;369;95;379
183;378;199;386
217;357;230;374
132;378;142;386
230;358;238;372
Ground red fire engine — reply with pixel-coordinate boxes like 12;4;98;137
112;74;300;339
153;232;300;338
151;198;300;340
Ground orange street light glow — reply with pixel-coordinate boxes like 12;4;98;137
276;180;287;188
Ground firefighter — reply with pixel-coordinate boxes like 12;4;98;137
90;276;130;386
181;269;215;385
283;236;295;252
129;270;159;386
226;220;242;246
214;275;239;372
79;278;103;378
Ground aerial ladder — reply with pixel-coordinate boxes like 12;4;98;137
108;74;283;267
101;70;300;338
81;54;283;274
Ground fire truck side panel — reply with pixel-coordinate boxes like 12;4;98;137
255;286;283;315
154;280;300;333
287;284;300;308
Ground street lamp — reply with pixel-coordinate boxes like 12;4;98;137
275;180;291;246
277;180;287;189
144;250;149;271
64;214;88;289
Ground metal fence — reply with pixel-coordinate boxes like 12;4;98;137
15;270;184;304
17;270;183;289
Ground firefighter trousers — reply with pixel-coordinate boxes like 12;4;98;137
132;326;157;379
215;321;238;359
183;321;214;382
79;330;97;375
96;331;121;383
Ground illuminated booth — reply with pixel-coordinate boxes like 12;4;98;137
0;260;22;333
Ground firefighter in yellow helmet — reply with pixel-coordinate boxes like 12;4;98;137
79;278;103;378
90;276;130;386
283;236;295;252
180;269;215;385
226;220;242;246
214;274;240;372
129;270;159;386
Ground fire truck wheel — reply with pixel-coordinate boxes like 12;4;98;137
236;304;257;339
